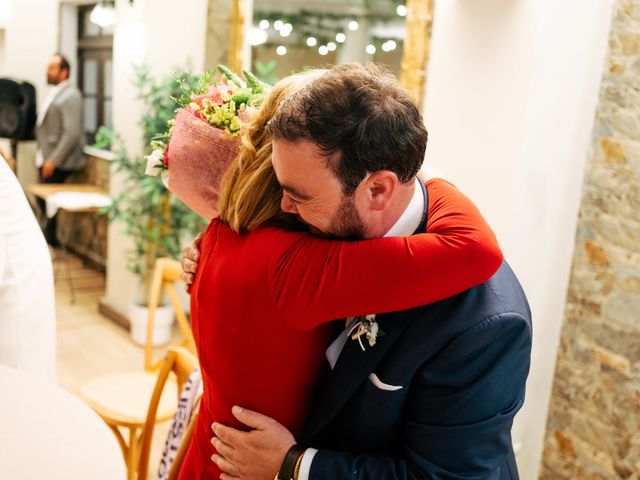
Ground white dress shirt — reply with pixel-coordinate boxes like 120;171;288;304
299;178;425;479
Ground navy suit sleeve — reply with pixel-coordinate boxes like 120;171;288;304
309;312;532;479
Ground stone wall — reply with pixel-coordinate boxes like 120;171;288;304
541;1;640;478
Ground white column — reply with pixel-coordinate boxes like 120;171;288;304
421;0;615;478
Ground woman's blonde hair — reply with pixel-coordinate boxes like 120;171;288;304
218;70;323;233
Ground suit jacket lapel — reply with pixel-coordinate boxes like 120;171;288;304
303;310;414;442
303;181;430;442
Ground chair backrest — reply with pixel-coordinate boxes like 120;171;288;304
137;346;199;480
145;257;197;371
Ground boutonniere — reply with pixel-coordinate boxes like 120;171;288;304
349;314;385;351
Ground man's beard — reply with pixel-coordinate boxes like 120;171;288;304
308;195;365;241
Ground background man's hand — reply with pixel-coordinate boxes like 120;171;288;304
211;406;296;480
181;232;203;292
41;160;56;179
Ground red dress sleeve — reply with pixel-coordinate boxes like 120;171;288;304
268;178;503;331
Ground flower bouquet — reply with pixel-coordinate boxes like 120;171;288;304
145;65;269;220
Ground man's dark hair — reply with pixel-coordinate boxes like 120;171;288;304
54;53;71;75
267;63;428;195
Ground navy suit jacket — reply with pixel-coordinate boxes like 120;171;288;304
302;262;532;479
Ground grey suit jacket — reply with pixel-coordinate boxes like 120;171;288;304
36;84;85;171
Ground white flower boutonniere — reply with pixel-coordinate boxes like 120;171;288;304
349;314;385;351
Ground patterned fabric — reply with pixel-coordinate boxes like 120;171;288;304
157;369;203;480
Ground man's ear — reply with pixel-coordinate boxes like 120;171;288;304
359;171;399;211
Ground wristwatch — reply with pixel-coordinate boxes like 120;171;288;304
275;444;306;480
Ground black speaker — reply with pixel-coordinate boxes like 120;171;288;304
0;79;37;141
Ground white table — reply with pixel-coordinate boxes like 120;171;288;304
0;365;127;480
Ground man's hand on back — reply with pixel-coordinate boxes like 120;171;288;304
211;406;296;480
181;232;203;292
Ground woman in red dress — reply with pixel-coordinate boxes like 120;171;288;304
179;72;503;479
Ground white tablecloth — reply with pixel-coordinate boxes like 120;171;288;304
45;192;113;218
0;365;126;480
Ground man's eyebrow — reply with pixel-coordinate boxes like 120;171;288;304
281;184;312;201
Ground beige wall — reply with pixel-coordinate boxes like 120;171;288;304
422;0;615;478
104;0;208;316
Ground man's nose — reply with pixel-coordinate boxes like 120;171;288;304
280;194;298;214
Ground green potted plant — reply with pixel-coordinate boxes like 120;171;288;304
104;66;207;345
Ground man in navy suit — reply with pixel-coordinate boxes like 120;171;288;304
183;63;532;479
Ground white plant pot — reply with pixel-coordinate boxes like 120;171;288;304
128;303;175;347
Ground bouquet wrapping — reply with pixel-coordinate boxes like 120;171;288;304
146;67;268;220
166;109;240;220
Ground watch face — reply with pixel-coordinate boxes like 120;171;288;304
0;102;20;138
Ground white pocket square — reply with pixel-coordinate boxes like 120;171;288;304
368;373;403;391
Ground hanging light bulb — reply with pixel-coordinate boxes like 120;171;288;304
348;20;359;31
274;20;284;31
336;33;346;43
276;45;287;56
327;42;337;52
90;1;116;28
259;19;270;30
397;5;407;17
307;37;318;47
366;44;376;55
319;45;329;56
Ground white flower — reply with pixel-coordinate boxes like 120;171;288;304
366;321;379;347
144;149;165;176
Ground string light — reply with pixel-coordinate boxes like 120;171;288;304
381;40;397;52
366;44;376;55
319;45;329;56
259;19;269;30
276;45;287;56
348;20;359;31
307;37;318;47
274;20;284;31
327;42;337;52
280;23;293;37
396;5;407;17
336;33;346;43
248;27;268;46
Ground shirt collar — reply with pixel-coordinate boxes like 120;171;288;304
384;178;424;237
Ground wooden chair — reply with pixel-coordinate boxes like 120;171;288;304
80;258;197;480
137;346;199;480
145;258;196;370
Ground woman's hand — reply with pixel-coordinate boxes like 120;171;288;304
181;232;203;292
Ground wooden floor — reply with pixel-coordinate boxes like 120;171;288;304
54;249;180;477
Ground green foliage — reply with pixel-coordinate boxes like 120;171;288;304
92;126;117;150
252;60;279;85
102;65;207;290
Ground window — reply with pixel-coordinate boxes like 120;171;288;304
77;5;113;145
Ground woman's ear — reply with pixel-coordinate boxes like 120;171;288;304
359;171;399;211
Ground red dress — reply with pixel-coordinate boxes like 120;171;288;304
179;178;503;479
